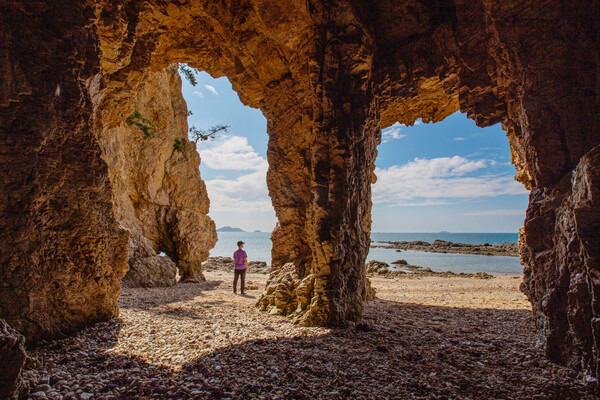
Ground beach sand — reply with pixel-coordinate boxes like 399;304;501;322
23;272;596;399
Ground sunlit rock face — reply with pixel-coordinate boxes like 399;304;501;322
96;65;217;286
1;0;599;381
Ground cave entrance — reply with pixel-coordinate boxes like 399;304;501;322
366;112;531;310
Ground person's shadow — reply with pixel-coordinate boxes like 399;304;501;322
239;293;256;299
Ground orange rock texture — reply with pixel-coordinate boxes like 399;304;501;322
95;65;217;286
0;0;599;382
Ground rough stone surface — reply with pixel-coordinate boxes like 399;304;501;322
96;65;217;285
0;0;130;341
0;319;27;399
521;144;600;376
0;0;599;383
372;240;520;257
122;232;178;288
202;257;270;274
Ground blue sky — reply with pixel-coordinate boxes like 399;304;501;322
181;70;529;233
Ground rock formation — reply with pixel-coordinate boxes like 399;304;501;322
0;0;130;341
0;319;27;399
373;240;520;257
97;65;217;286
0;0;598;383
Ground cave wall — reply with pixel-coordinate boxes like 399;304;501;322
0;0;129;341
0;0;599;381
96;65;217;285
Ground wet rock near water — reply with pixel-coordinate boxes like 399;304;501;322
366;260;494;280
202;257;270;274
372;240;519;257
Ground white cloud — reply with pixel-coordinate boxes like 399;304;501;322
198;135;268;171
199;135;271;213
204;84;218;96
461;209;525;217
453;137;466;141
414;120;423;125
205;169;272;212
193;91;204;98
381;122;406;143
372;156;528;205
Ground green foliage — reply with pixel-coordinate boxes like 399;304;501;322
173;138;184;151
179;64;199;86
126;109;154;138
189;124;229;144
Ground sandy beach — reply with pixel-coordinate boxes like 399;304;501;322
22;272;596;399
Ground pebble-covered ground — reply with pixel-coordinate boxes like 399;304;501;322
22;272;598;400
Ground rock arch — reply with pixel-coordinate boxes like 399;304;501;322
1;0;598;381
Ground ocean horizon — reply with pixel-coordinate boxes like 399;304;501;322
210;231;523;275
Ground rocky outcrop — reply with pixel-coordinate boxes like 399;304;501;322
202;257;270;274
373;240;519;257
520;144;600;375
366;260;494;279
122;232;178;288
1;0;599;383
0;0;129;341
0;319;27;399
96;65;217;285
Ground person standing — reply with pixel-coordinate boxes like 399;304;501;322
233;240;247;294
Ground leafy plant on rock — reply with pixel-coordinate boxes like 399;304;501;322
126;109;155;138
173;138;184;151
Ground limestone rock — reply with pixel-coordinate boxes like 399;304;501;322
96;65;217;285
1;0;599;384
0;0;130;341
366;261;391;274
122;233;178;288
521;144;600;375
0;319;27;399
202;257;270;274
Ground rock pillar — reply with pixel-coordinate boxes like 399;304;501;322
0;1;129;341
478;0;600;377
258;4;379;326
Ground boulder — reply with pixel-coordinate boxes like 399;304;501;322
0;319;26;399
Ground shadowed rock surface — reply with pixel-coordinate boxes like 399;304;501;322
0;0;130;341
373;240;519;257
0;0;599;383
0;319;27;399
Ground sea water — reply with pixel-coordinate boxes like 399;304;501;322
211;231;523;275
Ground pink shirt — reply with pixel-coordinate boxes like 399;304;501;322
233;249;247;270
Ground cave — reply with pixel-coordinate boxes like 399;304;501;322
1;0;599;395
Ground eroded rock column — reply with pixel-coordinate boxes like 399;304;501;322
0;1;129;341
258;4;379;326
471;0;600;378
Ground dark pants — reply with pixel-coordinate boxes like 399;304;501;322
233;268;246;293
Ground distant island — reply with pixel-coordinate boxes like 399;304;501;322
216;226;245;232
254;230;262;233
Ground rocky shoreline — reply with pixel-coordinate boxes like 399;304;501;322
371;240;519;257
201;257;270;274
366;260;494;279
205;257;496;280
